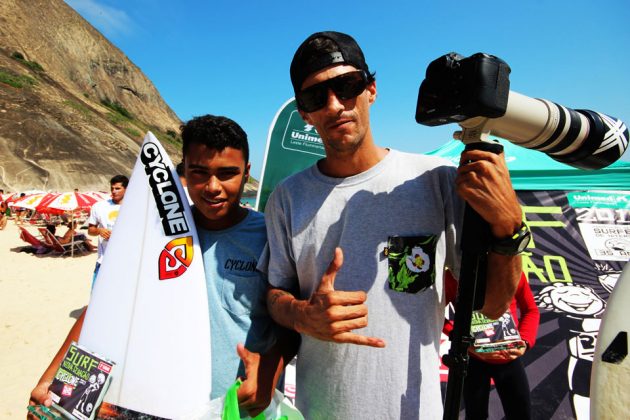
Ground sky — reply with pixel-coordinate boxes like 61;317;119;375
64;0;630;180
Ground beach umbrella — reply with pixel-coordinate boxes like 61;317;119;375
21;189;46;195
7;192;57;225
1;192;16;202
35;191;108;256
35;191;108;215
4;193;27;205
9;192;57;210
83;191;110;202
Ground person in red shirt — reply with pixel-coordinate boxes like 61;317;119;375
444;271;540;420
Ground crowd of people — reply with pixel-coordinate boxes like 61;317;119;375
25;31;539;419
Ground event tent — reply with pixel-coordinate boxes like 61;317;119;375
425;138;630;191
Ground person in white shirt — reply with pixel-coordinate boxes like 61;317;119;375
87;174;128;285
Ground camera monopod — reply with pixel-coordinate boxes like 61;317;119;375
415;52;629;420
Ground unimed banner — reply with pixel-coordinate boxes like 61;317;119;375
256;98;324;212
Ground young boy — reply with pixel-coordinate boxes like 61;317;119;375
28;115;297;417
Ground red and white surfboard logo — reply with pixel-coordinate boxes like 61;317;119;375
158;236;194;280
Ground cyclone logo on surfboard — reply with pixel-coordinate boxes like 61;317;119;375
158;236;194;280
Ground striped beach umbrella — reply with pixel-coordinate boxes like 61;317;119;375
36;191;108;215
35;191;109;256
9;192;57;210
1;192;18;203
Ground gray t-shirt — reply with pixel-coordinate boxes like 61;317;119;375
259;149;465;419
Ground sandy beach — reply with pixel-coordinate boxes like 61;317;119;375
0;222;95;418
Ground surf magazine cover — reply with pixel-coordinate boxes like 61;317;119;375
470;310;523;353
48;342;115;420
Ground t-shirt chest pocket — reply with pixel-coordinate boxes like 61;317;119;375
220;271;267;317
384;234;438;294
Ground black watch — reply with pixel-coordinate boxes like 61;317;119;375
490;222;531;256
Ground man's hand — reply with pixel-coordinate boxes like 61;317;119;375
88;226;111;240
236;344;273;418
294;248;386;348
99;228;112;240
456;149;522;238
27;381;52;419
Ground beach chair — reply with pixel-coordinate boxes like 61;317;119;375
38;227;85;255
18;226;48;248
18;226;52;253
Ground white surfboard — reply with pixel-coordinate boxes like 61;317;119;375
79;132;211;418
590;263;630;419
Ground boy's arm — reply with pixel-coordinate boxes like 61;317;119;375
28;308;86;413
237;326;300;417
515;274;540;347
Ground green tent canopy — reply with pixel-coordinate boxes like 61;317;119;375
425;139;630;191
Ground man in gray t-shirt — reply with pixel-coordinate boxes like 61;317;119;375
260;31;525;419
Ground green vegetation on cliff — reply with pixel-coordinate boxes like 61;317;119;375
0;68;36;88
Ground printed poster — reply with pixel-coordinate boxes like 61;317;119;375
568;192;630;261
49;342;114;420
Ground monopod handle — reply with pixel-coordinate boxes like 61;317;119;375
442;141;504;420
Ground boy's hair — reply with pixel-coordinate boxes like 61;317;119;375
180;115;249;164
110;174;129;188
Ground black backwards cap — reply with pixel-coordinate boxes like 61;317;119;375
290;31;371;94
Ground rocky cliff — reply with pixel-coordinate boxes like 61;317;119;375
0;0;182;192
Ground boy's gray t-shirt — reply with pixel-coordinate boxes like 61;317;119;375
198;210;276;398
259;149;465;419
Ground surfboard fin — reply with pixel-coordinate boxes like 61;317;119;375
601;331;628;364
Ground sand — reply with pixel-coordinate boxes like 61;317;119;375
0;222;95;418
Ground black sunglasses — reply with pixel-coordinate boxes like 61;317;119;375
296;71;370;113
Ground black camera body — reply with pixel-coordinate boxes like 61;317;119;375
415;52;512;126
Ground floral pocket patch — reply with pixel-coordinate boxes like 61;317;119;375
385;235;437;294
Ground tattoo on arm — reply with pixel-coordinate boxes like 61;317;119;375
268;289;292;308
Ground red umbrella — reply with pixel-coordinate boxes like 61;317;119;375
1;192;18;202
9;192;57;210
36;191;108;215
35;191;108;256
